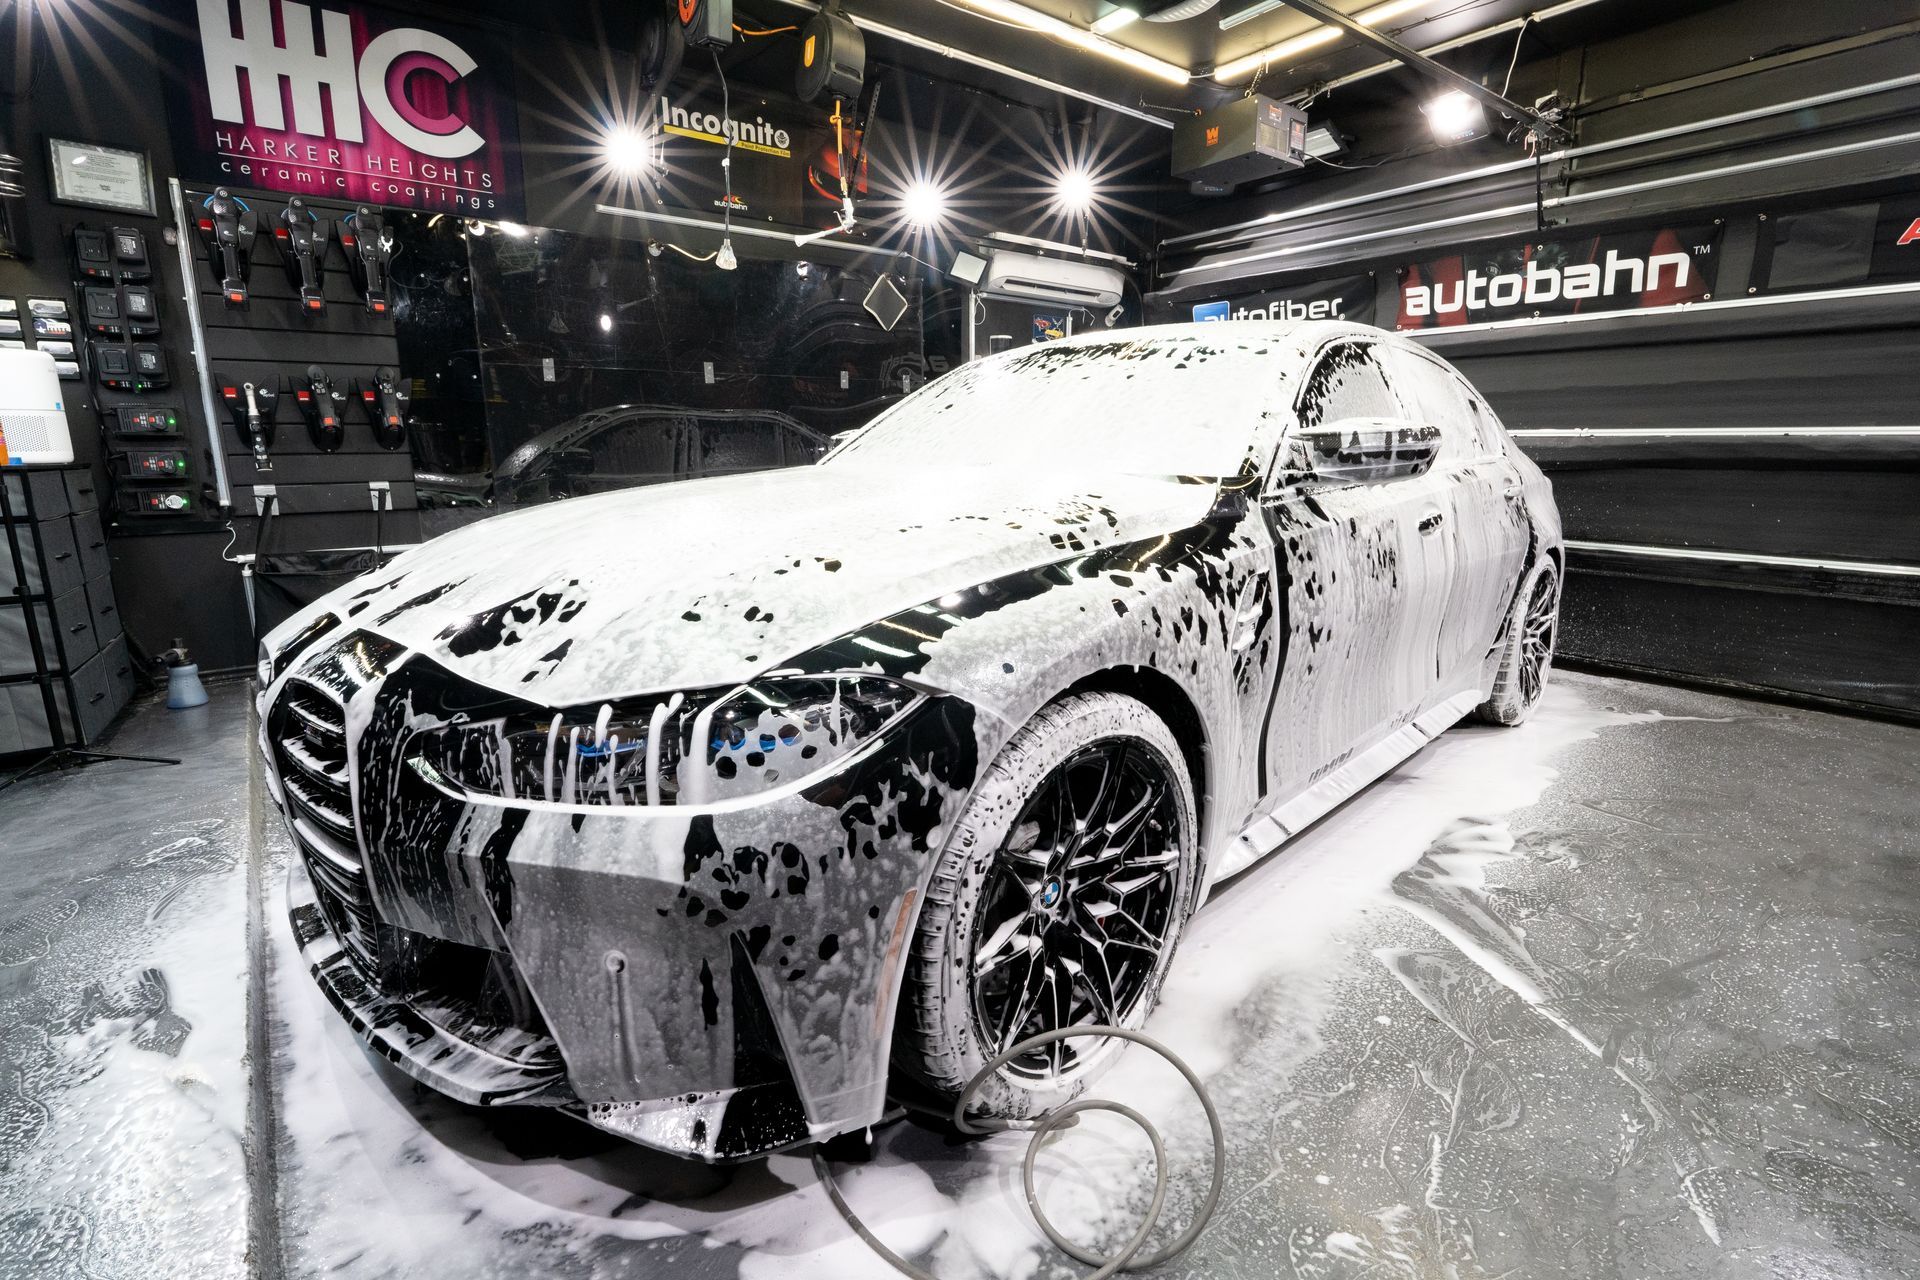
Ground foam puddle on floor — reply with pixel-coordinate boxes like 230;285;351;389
0;819;251;1280
264;679;1674;1279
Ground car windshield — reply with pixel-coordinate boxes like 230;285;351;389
825;335;1285;476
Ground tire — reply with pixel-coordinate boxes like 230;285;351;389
895;691;1198;1121
1476;554;1561;726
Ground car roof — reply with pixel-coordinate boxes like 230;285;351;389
1018;318;1388;354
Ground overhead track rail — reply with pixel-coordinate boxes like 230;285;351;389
1160;70;1920;258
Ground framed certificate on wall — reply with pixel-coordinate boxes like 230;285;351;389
47;138;155;216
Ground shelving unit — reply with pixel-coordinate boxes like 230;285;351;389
0;466;136;755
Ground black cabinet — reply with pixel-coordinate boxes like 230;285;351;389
1;467;134;754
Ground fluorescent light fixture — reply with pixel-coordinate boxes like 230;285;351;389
1215;0;1434;82
1303;124;1344;157
1423;89;1488;143
1220;0;1283;29
1091;4;1140;33
945;0;1190;83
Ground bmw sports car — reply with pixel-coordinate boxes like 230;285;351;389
257;320;1561;1161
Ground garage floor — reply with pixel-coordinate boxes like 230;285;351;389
2;670;1916;1279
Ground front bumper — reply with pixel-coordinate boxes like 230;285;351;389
264;629;981;1161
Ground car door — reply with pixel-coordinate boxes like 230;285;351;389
1382;346;1530;690
1255;338;1455;805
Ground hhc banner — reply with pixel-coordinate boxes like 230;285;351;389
162;0;525;217
1393;222;1723;329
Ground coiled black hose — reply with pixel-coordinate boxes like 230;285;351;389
811;1026;1226;1279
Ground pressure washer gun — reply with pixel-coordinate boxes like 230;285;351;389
273;198;331;315
217;372;278;470
357;366;411;451
293;365;346;453
337;206;393;316
828;99;857;233
196;189;258;310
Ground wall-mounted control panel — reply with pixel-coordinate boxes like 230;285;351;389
71;220;190;519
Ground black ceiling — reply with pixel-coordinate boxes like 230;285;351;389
452;0;1734;121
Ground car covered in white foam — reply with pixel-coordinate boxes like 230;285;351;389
256;321;1561;1160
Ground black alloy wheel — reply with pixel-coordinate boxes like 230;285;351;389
1519;565;1559;707
968;738;1184;1081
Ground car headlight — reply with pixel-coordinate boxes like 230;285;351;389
413;674;920;807
264;612;339;682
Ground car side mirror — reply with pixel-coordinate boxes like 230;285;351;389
1272;418;1439;488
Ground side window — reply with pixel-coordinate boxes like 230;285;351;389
1460;385;1508;456
1387;348;1486;461
1297;342;1399;429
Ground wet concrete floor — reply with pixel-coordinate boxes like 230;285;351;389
1;671;1915;1279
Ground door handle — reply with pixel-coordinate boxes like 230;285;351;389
1418;510;1445;535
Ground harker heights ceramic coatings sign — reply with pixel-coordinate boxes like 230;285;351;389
164;0;524;217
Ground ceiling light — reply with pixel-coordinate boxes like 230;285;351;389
947;0;1190;83
602;125;651;175
1055;166;1098;216
1423;89;1488;144
900;177;950;228
1090;5;1139;34
1303;124;1344;158
598;313;614;332
1215;0;1434;82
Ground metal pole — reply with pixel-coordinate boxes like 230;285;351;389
168;178;232;511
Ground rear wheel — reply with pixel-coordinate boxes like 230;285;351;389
1476;556;1561;726
896;692;1197;1120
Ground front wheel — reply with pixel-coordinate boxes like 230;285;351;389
1476;555;1561;726
894;692;1198;1120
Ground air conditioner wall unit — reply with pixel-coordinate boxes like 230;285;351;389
979;250;1126;309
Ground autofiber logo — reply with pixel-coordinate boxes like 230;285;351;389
662;96;794;158
1195;295;1345;322
1402;249;1693;318
184;0;519;212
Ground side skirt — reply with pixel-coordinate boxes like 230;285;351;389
1210;687;1484;886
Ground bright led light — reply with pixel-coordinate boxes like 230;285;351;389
1423;89;1488;144
495;221;530;238
598;313;614;333
1090;6;1139;34
603;125;651;175
900;178;949;228
1054;167;1097;216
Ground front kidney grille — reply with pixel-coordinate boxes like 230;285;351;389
270;632;402;972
